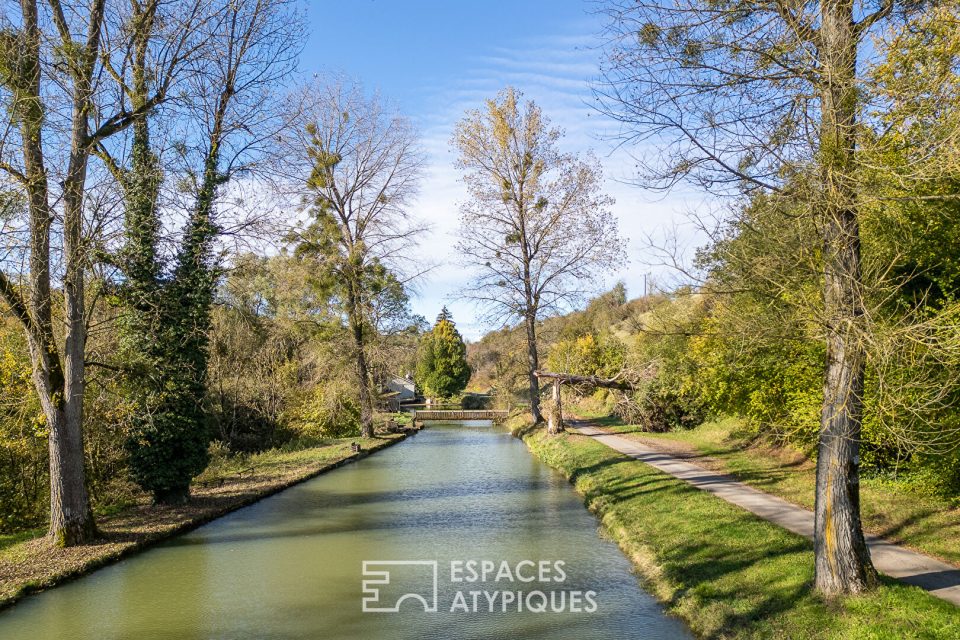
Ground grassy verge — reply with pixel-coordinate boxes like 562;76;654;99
581;414;960;567
517;421;959;639
0;432;410;610
0;530;44;556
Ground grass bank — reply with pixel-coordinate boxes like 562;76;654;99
0;432;410;610
582;414;960;567
516;420;959;639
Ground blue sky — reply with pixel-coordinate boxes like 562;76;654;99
301;1;703;339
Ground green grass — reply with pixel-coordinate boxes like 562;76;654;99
197;435;386;485
594;415;960;567
522;426;960;639
0;435;389;555
0;529;44;555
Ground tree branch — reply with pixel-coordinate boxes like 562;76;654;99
534;370;637;391
856;0;894;37
0;270;35;335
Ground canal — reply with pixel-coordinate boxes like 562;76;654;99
0;421;690;639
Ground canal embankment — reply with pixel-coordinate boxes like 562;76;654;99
0;432;410;611
513;417;960;639
0;420;690;639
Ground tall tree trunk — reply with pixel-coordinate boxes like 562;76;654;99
16;0;98;545
524;312;543;423
54;0;106;545
46;404;96;545
517;202;543;424
813;0;877;595
352;325;374;437
58;194;95;545
348;285;374;438
57;157;96;544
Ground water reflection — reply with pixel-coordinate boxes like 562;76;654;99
0;421;691;640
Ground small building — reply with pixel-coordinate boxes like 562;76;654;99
384;375;416;401
378;374;417;411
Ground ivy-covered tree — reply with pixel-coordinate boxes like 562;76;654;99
416;308;471;398
109;0;204;507
110;0;301;504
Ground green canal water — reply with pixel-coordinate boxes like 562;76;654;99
0;421;691;639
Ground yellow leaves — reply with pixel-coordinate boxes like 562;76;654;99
871;3;960;129
0;346;35;426
492;116;513;150
484;87;522;154
546;332;625;378
576;333;597;352
460;87;550;184
0;350;25;388
0;334;45;444
31;412;47;439
288;379;361;438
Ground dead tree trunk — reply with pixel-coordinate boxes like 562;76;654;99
548;379;563;434
535;370;636;436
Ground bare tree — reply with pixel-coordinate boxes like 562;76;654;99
595;0;901;594
287;78;424;438
0;0;209;545
453;87;625;425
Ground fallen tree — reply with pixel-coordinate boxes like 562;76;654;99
534;370;638;434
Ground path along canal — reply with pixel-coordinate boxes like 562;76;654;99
0;420;690;639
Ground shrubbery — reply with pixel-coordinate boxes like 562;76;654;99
287;381;362;440
461;394;488;410
476;269;960;498
0;326;47;531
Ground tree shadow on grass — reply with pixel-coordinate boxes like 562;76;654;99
661;545;816;631
512;421;542;438
868;509;938;546
560;442;826;637
567;455;635;486
581;415;627;428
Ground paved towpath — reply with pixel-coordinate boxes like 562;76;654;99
570;422;960;607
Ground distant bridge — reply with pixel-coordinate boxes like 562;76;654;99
411;409;509;422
